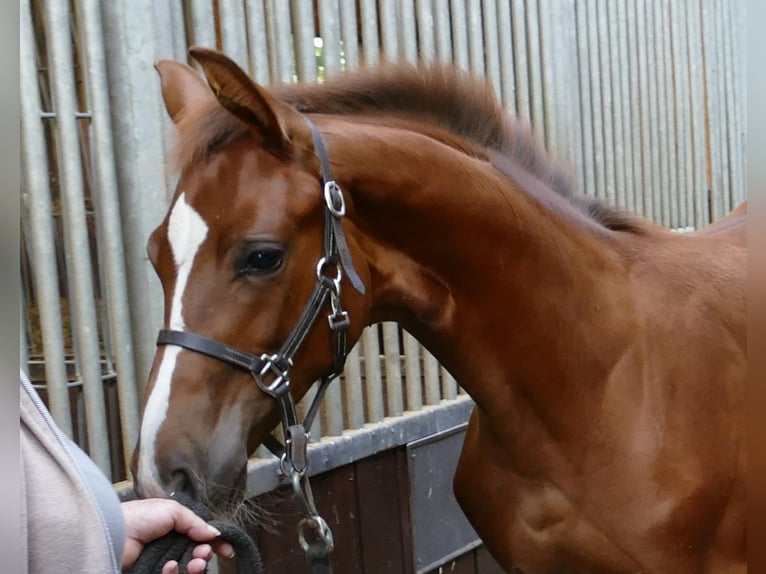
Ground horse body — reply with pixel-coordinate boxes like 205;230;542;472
133;50;746;573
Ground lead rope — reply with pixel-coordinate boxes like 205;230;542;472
122;491;264;574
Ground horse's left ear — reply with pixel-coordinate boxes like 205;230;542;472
188;46;302;156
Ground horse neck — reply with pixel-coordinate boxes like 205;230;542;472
331;121;635;439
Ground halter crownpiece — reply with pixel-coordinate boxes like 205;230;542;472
156;117;365;574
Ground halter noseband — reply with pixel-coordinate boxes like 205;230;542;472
155;118;364;572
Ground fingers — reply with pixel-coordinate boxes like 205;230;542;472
212;539;236;560
166;502;222;541
161;560;179;574
186;558;209;574
192;544;213;561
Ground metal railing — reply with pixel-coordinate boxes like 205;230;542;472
20;0;747;482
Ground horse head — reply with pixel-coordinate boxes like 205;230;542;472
131;48;370;508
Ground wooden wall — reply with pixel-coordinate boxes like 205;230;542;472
229;447;504;574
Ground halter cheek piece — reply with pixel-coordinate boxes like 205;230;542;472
155;119;365;572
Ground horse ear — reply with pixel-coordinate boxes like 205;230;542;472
188;46;299;155
154;59;213;123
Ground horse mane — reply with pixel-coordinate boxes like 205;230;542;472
173;63;645;233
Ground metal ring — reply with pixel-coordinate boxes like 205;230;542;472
297;515;335;553
316;257;343;286
324;181;346;217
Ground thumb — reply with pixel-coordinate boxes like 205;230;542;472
167;503;222;541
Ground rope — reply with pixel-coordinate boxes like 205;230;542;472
123;491;263;574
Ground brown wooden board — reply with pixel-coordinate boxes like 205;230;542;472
475;546;505;574
354;448;410;574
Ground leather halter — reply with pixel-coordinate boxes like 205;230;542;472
155;119;365;572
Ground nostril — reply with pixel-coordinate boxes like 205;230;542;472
168;468;198;501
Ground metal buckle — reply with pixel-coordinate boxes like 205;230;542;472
298;515;335;554
327;310;349;331
253;354;292;397
323;181;346;217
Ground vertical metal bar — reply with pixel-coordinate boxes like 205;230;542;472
538;0;560;153
273;0;296;82
610;0;632;211
219;0;250;70
79;0;141;469
482;0;501;98
700;0;721;221
450;0;470;69
246;0;271;84
341;344;365;429
584;0;605;199
416;0;436;63
496;0;516;111
559;0;584;185
512;0;531;120
399;0;418;63
525;0;545;135
293;0;318;82
187;0;217;48
434;0;453;63
402;331;423;412
44;0;111;475
441;366;458;400
339;0;360;69
20;278;29;377
361;327;384;422
422;349;441;405
595;0;616;205
466;0;485;75
20;0;73;436
359;0;380;65
382;322;404;417
152;0;187;62
686;0;708;228
100;0;168;389
625;0;645;215
714;0;731;214
720;0;738;211
319;0;343;77
659;0;678;227
670;0;692;228
645;0;664;222
574;0;595;196
379;0;399;59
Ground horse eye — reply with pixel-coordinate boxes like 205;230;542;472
239;247;284;275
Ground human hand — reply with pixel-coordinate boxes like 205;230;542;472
121;498;235;574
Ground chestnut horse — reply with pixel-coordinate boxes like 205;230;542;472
132;47;746;573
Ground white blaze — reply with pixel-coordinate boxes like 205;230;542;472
137;193;208;495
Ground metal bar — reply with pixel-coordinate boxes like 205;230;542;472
686;0;708;228
246;0;271;84
450;0;469;69
560;0;584;184
100;0;167;390
341;344;365;429
219;0;250;70
700;0;721;221
359;0;380;65
511;0;531;120
361;326;384;422
466;0;485;75
293;0;317;82
595;0;616;205
574;0;595;196
720;0;738;211
525;0;545;134
379;0;399;59
320;379;344;437
584;0;605;199
20;0;73;436
79;0;141;470
399;0;418;63
273;0;296;82
609;0;631;211
187;0;217;49
434;0;453;63
403;332;423;412
441;366;458;401
416;0;436;63
339;0;360;69
625;0;645;215
496;0;516;111
20;278;29;377
659;0;678;227
645;0;664;222
318;0;343;77
44;0;111;475
423;349;441;405
537;0;559;153
382;322;404;417
714;0;731;215
482;0;501;99
670;0;692;227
